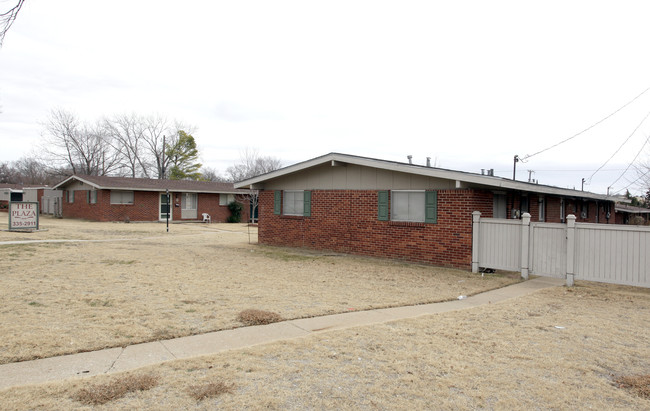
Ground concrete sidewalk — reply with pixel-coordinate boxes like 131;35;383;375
0;276;564;390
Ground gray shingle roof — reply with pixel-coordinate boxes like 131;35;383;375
54;175;248;194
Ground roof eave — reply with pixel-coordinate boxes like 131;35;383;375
235;153;613;201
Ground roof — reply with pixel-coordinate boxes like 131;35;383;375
54;175;248;195
0;184;23;192
615;204;650;214
235;152;613;202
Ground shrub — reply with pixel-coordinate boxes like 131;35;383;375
227;201;243;223
615;374;650;399
72;374;158;405
237;309;283;326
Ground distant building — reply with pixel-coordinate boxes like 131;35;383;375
54;175;252;222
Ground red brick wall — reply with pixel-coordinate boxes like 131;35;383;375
63;190;159;222
258;189;493;269
61;190;248;223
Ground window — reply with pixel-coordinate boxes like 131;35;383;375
110;190;134;205
219;194;235;206
379;190;437;223
538;197;545;221
493;194;507;219
560;198;565;223
67;190;74;203
283;190;304;216
87;190;97;204
392;191;425;222
182;193;197;210
274;190;311;216
521;195;529;214
580;201;589;219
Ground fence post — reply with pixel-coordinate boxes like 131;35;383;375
566;214;576;287
471;211;481;273
521;213;531;280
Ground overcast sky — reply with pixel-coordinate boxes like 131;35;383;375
1;0;650;195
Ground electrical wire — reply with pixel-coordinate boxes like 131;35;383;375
610;167;650;195
522;86;650;161
608;132;650;188
586;108;650;184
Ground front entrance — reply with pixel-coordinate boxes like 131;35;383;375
159;193;172;221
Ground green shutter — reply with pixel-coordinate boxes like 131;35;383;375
425;191;437;224
378;190;389;221
274;190;281;215
303;190;311;217
86;191;90;203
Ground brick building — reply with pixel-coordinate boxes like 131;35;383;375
235;153;615;269
54;175;252;223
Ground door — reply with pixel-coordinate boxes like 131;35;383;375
160;193;171;221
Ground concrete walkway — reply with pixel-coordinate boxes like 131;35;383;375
0;276;564;390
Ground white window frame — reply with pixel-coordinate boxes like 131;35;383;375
110;190;134;205
89;190;97;204
283;190;304;216
538;197;545;221
391;190;425;222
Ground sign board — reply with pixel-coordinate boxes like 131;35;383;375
9;202;39;230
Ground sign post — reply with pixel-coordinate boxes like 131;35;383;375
8;201;39;231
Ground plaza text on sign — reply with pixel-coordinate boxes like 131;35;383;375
9;202;39;230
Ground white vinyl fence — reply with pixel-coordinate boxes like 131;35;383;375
472;212;650;288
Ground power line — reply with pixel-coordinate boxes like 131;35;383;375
610;167;650;195
587;108;650;184
522;85;650;161
608;132;650;188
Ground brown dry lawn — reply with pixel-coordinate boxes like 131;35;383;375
1;281;648;410
0;214;518;364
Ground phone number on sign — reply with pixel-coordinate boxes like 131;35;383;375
11;221;37;228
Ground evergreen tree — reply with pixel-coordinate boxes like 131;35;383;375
165;130;202;180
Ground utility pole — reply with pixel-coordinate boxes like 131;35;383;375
161;135;166;179
513;155;519;180
527;170;534;183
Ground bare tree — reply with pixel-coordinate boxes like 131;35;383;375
41;108;120;176
139;116;197;178
0;161;15;183
140;114;172;179
12;157;48;184
0;0;24;47
226;148;283;182
104;113;150;178
200;166;227;182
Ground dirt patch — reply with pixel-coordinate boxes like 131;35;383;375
0;214;516;364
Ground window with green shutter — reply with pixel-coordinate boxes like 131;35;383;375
378;190;389;221
425;191;437;224
274;191;281;215
303;190;311;217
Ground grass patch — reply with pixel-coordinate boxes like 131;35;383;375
28;301;45;307
72;374;158;405
237;309;283;326
187;381;234;401
615;374;650;399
